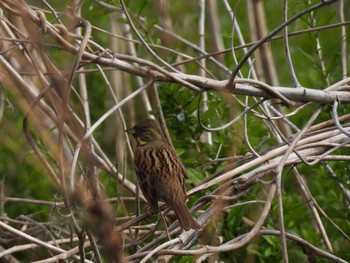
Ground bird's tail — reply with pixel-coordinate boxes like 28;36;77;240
172;203;201;231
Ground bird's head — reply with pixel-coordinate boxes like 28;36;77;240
126;118;164;145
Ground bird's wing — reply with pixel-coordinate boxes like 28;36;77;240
178;160;187;196
166;147;187;196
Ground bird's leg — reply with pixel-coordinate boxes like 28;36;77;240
159;211;171;240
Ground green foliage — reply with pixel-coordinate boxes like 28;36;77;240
0;105;55;221
1;0;349;262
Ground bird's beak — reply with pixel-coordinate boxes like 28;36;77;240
125;127;135;134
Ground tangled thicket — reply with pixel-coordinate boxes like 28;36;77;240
0;0;349;262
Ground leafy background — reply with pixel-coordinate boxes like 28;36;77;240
0;0;349;262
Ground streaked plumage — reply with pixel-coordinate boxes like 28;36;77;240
126;118;200;231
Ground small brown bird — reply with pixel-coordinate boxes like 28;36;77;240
126;118;200;231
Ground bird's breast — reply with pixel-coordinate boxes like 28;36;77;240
134;145;186;205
